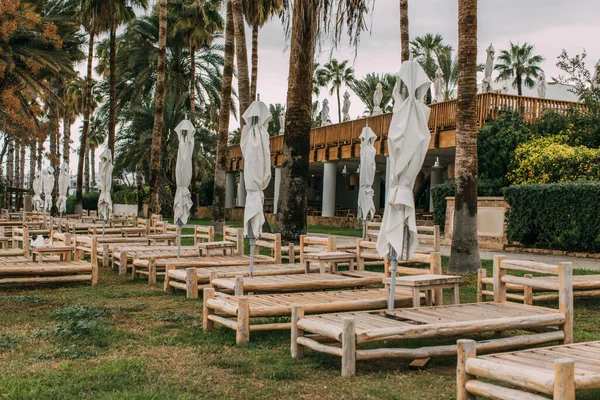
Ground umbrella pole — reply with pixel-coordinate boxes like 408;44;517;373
177;221;183;258
387;246;398;310
248;220;255;277
362;218;366;239
102;220;106;237
59;213;62;233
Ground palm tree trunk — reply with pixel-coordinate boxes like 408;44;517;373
232;0;250;119
190;45;196;114
336;86;341;123
148;0;168;214
250;24;258;101
6;139;13;187
211;1;235;235
136;162;144;216
90;146;96;189
516;73;523;96
77;32;94;214
19;142;25;188
37;137;43;171
448;0;480;273
400;0;410;62
29;143;36;190
62;116;72;164
14;140;20;188
108;21;117;157
274;0;319;241
84;146;90;193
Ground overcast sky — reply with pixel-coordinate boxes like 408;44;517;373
65;0;600;174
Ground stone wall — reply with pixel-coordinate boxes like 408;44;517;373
443;196;508;250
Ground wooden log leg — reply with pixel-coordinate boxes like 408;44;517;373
524;274;533;305
102;245;109;268
288;243;295;263
119;252;127;275
164;265;174;293
131;261;137;279
341;317;356;377
553;358;575;400
236;297;250;344
186;268;198;299
291;306;305;359
431;252;443;304
319;260;327;274
425;289;433;306
412;287;421;307
559;262;574;345
452;283;460;305
234;275;244;296
456;339;477;400
476;269;486;303
202;288;215;331
148;258;157;285
91;259;99;286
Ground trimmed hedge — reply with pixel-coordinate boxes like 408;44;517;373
431;179;504;232
66;192;100;214
504;182;600;252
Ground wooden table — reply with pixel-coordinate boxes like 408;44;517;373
198;241;235;256
304;251;356;273
31;246;73;263
385;274;461;307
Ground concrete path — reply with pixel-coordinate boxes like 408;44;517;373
322;233;600;271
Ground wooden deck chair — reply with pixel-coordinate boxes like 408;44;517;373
193;225;215;245
223;226;244;255
299;235;335;263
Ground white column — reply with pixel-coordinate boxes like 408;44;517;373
429;167;444;211
322;162;337;217
273;167;282;214
225;172;235;208
373;172;382;211
385;156;391;204
237;172;246;207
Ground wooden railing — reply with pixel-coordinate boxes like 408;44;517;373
227;92;581;171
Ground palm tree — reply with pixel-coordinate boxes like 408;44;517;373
232;0;250;119
243;0;282;101
211;1;235;235
349;73;396;115
448;0;481;273
400;0;409;62
317;59;356;123
494;42;544;96
268;103;285;136
88;115;107;189
148;0;168;214
275;0;372;241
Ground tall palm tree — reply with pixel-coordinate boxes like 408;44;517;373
148;0;168;214
317;59;356;123
243;0;282;101
275;0;372;241
448;0;481;273
400;0;409;62
494;42;544;96
232;0;250;119
211;1;235;235
88;115;107;189
349;73;396;115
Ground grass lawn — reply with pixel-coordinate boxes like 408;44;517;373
1;255;600;399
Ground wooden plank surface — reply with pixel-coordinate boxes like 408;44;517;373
211;273;381;292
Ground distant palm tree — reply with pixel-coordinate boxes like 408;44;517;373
87;116;107;189
268;103;285;135
494;42;544;96
243;0;282;101
349;73;396;115
317;59;356;123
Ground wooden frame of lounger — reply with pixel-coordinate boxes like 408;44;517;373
291;255;574;377
87;226;148;237
299;235;335;263
203;286;416;344
456;340;600;400
193;225;215;245
74;235;151;268
114;245;201;275
223;226;244;255
478;267;600;306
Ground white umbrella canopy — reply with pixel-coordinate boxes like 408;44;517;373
173;118;196;226
42;166;55;212
32;170;43;212
376;59;432;262
97;149;113;222
57;162;70;214
241;99;272;240
357;126;377;224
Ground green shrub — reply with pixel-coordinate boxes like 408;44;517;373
504;182;600;252
113;188;139;205
509;136;600;185
431;179;504;232
198;178;214;206
66;192;100;214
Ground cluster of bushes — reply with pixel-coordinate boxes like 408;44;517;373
66;192;99;214
504;182;600;252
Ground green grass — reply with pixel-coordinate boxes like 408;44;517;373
0;257;599;399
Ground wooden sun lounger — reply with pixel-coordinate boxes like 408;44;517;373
456;340;600;400
0;255;40;263
291;255;574;377
478;266;600;305
0;260;98;287
165;263;321;298
113;246;201;275
203;287;416;344
210;271;384;294
133;254;276;284
0;249;26;257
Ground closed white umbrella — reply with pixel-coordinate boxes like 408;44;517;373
98;149;113;234
173;117;196;257
241;98;271;276
32;170;43;212
482;43;495;92
357;125;377;238
43;166;55;212
57;162;70;229
376;59;431;309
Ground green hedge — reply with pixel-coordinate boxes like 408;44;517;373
113;188;139;205
66;192;100;214
431;179;504;232
504;182;600;252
